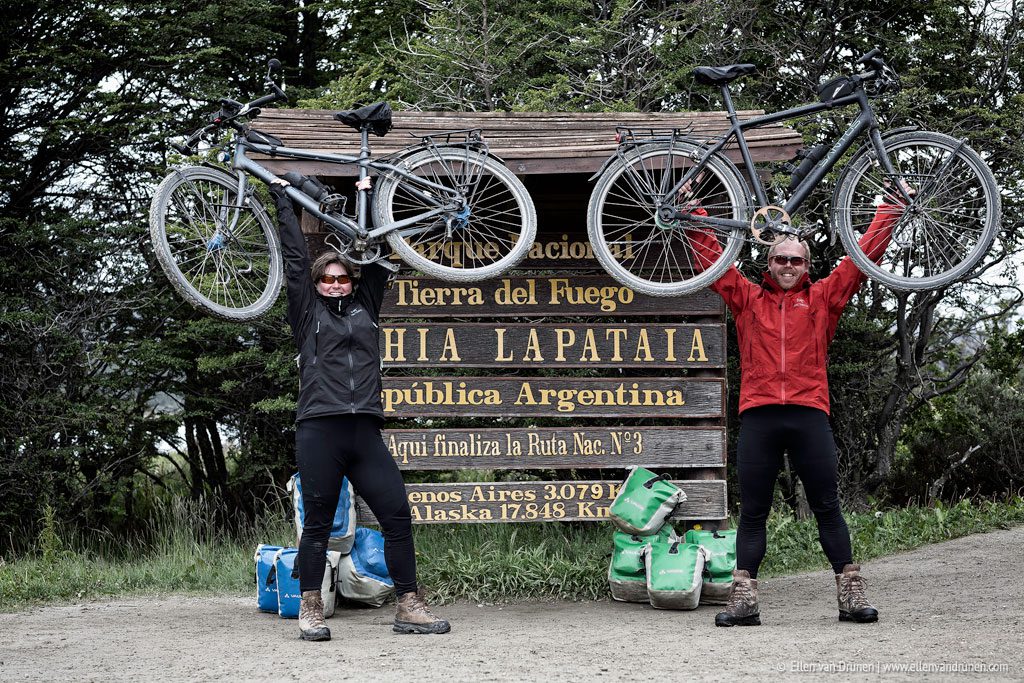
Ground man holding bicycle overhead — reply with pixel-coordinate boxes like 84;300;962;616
685;199;906;628
269;177;450;642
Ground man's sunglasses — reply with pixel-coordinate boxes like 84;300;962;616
319;274;352;285
769;255;808;267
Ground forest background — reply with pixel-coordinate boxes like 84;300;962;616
3;0;1024;555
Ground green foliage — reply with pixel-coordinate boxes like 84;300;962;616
3;497;1021;609
762;497;1024;576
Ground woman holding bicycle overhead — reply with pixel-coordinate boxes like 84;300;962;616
268;178;450;642
685;197;907;628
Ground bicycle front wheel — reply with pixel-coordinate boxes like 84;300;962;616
834;131;1001;291
149;166;283;320
586;142;749;297
373;148;537;281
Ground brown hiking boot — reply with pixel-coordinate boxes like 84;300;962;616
393;589;451;634
836;563;878;623
298;590;331;641
715;569;761;627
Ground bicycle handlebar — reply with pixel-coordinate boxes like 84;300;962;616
171;59;288;155
857;47;882;66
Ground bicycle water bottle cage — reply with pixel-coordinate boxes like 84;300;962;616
281;171;331;201
816;76;857;103
692;64;757;86
789;144;829;191
334;102;393;136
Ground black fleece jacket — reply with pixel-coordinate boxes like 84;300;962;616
272;188;387;421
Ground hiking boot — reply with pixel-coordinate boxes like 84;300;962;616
298;590;331;641
393;589;451;634
715;569;761;627
836;563;878;623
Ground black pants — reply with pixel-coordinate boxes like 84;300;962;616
295;414;417;595
736;405;853;578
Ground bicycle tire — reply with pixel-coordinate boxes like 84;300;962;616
149;166;283;320
833;131;1001;291
586;141;749;297
373;147;537;281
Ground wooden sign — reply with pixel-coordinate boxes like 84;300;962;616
380;323;724;368
381;376;724;418
384;426;725;469
356;480;727;523
381;275;722;318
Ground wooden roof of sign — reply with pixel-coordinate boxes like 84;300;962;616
252;108;803;176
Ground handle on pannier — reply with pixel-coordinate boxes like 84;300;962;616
642;473;671;489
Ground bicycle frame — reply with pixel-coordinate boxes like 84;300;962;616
670;84;911;232
229;127;468;243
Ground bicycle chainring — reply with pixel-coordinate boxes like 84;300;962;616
750;205;793;245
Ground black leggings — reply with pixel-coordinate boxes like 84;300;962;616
295;414;417;595
736;405;853;578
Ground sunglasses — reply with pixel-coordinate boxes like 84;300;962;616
319;274;352;285
769;255;808;267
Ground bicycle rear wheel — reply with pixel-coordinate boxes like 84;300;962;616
586;142;749;297
373;147;536;281
834;131;1000;291
149;166;282;320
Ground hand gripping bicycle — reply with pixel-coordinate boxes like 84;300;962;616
149;60;537;320
586;48;1001;296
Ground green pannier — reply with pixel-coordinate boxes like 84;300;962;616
608;466;686;535
607;525;676;603
684;528;737;605
643;540;706;610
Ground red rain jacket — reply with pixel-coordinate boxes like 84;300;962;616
687;206;901;415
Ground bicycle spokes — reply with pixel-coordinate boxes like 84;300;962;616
161;174;274;310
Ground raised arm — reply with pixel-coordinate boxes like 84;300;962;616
822;202;904;311
683;207;755;313
269;185;315;335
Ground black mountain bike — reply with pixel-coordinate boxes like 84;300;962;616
150;60;536;320
586;48;1001;296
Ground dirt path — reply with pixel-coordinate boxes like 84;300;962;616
1;526;1021;682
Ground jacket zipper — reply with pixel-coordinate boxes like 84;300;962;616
313;319;320;364
344;314;355;412
779;297;787;403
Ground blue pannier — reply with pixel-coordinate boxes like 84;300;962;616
337;528;395;607
275;548;302;618
287;473;356;554
254;544;283;613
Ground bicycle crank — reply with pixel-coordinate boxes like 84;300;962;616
750;205;794;245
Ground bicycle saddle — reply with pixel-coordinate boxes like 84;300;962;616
334;102;393;137
693;64;757;86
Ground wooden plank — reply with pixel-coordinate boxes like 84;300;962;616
380;323;725;368
381;275;724;318
384;426;725;469
252;107;801;175
380;376;724;418
355;479;727;523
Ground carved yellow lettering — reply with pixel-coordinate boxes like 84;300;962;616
383;328;406;362
688;329;708;362
555;329;575;362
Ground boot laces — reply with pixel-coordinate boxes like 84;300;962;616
727;578;754;610
300;594;326;629
841;573;870;608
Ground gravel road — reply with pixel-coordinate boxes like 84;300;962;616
1;525;1021;681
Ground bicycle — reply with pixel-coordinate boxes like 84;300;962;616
149;60;537;320
586;48;1001;296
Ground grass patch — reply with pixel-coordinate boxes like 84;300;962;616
2;496;1022;611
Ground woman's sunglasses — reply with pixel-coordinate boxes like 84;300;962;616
769;255;808;267
319;274;352;285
